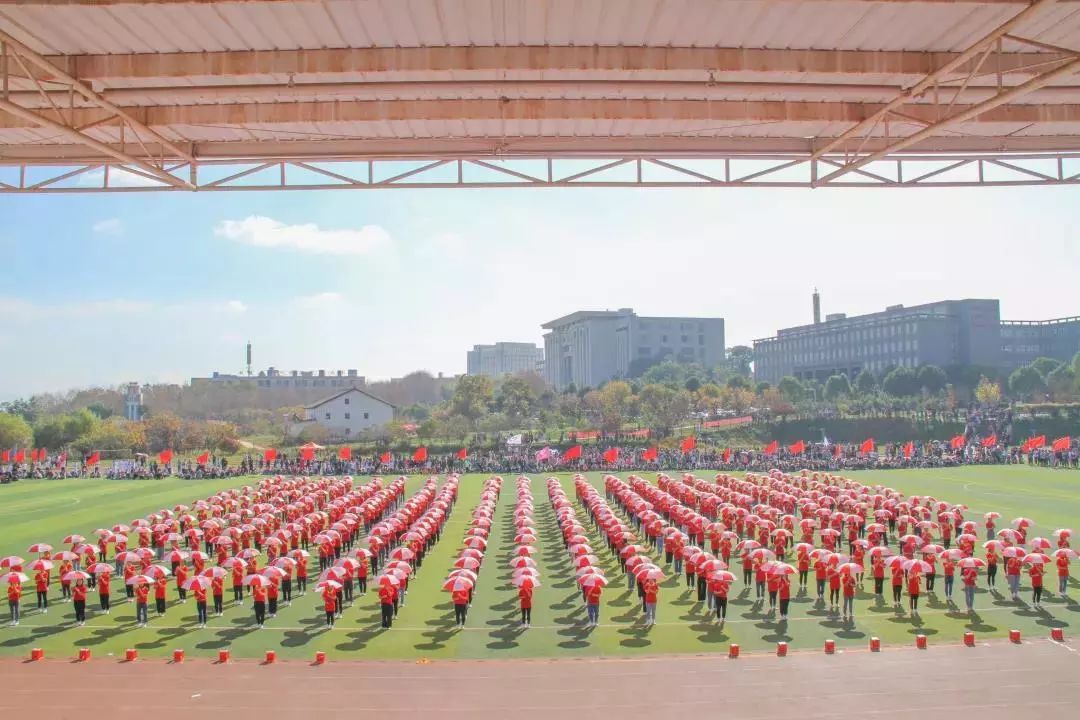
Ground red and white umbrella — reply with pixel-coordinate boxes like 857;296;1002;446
183;576;212;591
1028;537;1052;551
514;545;535;556
242;574;270;587
26;559;54;571
958;558;986;569
62;571;91;583
390;547;415;561
1023;553;1051;566
376;574;400;588
87;563;113;574
837;562;863;576
0;556;25;568
315;580;343;593
200;567;228;579
767;562;797;576
903;559;933;575
1053;548;1079;560
26;543;52;554
1;572;29;584
62;534;85;545
442;577;474;592
1003;546;1027;558
165;550;189;563
1012;517;1034;528
633;566;667;582
578;573;609;588
125;575;154;586
51;551;79;562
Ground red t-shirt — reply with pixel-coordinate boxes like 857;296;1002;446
135;584;149;603
35;571;49;592
6;584;21;601
98;574;111;595
842;576;856;597
193;586;208;602
378;585;396;604
154;578;167;599
585;586;602;605
323;588;337;611
1057;558;1070;578
72;584;88;602
251;584;267;602
1029;566;1044;588
643;581;658;603
518;588;533;609
907;576;922;595
451;589;469;605
212;577;224;596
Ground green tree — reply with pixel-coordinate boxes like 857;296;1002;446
1009;365;1046;399
0;398;39;424
642;360;688;389
450;375;494;421
725;345;754;375
684;377;701;393
1046;364;1077;400
145;412;184;452
63;409;98;442
824;374;851;401
495;376;536;423
594;380;634;433
777;376;804;402
883;367;920;397
974;376;1002;405
0;412;34;448
1030;357;1064;379
638;384;692;436
33;416;69;450
916;365;948;394
442;414;471;444
72;418;140;454
86;403;115;420
854;369;877;395
726;375;752;391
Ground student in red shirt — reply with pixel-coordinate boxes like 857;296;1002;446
322;585;338;628
97;570;111;614
297;557;308;594
584;583;602;627
519;584;533;627
1029;563;1045;607
827;567;842;613
890;563;904;606
175;564;189;602
814;557;828;600
961;566;978;613
267;576;280;618
134;581;150;626
643;578;659;626
907;571;923;615
59;560;73;600
123;563;136;601
193;581;208;628
7;580;22;626
709;574;730;624
34;569;49;613
796;550;810;589
231;565;244;605
378;583;396;628
1056;555;1071;596
154;576;168;615
766;572;780;614
942;557;956;600
986;549;999;588
778;574;792;621
211;575;225;616
871;555;885;597
72;578;88;625
841;572;857;620
452;588;470;627
1005;555;1022;601
251;582;267;628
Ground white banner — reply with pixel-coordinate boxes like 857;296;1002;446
505;434;523;446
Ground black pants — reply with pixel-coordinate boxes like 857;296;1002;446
269;597;277;615
177;587;186;600
196;601;208;624
74;600;86;622
454;603;467;625
779;598;790;617
743;569;752;585
1034;586;1044;603
155;597;166;614
298;576;307;592
798;570;808;586
325;610;335;627
343;581;353;602
136;602;148;624
125;585;133;599
282;580;292;601
99;595;110;611
697;577;707;602
926;573;936;591
893;585;903;603
357;578;367;594
253;600;266;625
36;591;47;610
61;584;71;599
874;577;884;595
715;596;727;620
987;565;998;585
768;590;777;607
829;588;840;606
521;607;531;624
910;593;920;611
380;603;394;628
213;595;223;614
233;586;243;602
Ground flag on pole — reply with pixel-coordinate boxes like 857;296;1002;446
535;446;552;462
86;452;100;466
949;435;966;450
903;441;914;459
602;447;619;464
642;447;658;462
299;447;315;462
981;434;998;448
159;449;173;464
29;449;38;462
196;451;210;465
338;447;352;461
412;447;428;463
456;448;468;460
1052;436;1072;452
505;434;523;446
722;448;732;463
379;451;392;464
763;440;779;456
562;445;582;462
264;448;277;462
679;436;696;453
788;440;806;455
832;444;843;457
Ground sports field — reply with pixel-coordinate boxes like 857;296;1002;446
0;466;1076;661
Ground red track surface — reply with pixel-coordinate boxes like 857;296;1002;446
1;640;1078;719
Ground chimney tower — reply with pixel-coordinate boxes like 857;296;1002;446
813;289;821;324
246;341;253;376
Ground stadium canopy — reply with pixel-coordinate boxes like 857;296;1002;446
0;0;1078;192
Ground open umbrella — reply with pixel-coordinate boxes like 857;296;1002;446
62;571;91;583
200;567;228;578
376;574;400;588
442;577;474;592
837;562;863;576
1023;553;1051;565
579;573;609;588
315;580;343;593
0;556;25;569
242;574;270;587
62;534;85;545
512;576;540;589
183;576;212;591
958;558;986;569
903;559;933;574
1;572;29;584
1053;548;1079;560
26;543;52;554
26;559;54;571
125;575;154;586
633;566;666;581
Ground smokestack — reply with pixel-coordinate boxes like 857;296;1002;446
246;341;252;376
813;289;821;325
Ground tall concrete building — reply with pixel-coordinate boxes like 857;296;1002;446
466;342;543;377
1000;316;1080;370
542;309;725;390
753;296;1001;385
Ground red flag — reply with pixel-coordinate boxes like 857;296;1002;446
832;444;842;457
722;448;732;463
903;441;914;459
412;447;428;463
642;447;658;462
1052;436;1072;452
455;448;467;460
29;448;38;462
949;435;966;450
38;448;46;462
1029;435;1046;450
264;448;277;462
602;447;619;464
859;438;875;454
86;452;100;466
338;447;352;461
1;450;8;463
158;448;173;464
679;436;696;453
300;447;315;462
14;449;25;463
196;451;210;465
379;452;392;464
763;440;779;456
562;445;583;461
980;434;997;448
788;440;806;455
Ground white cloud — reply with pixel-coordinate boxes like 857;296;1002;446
293;292;345;311
225;300;248;314
92;218;124;236
77;168;169;188
214;215;393;255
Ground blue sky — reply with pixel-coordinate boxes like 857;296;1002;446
0;183;1077;400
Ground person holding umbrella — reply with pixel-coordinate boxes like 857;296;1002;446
907;565;924;615
378;580;396;629
1055;549;1074;596
33;564;50;614
643;577;659;626
133;577;150;626
1005;551;1023;601
175;562;189;603
211;573;225;616
584;580;602;627
778;572;792;621
231;562;244;606
71;575;89;626
154;574;168;616
708;571;732;624
59;558;73;601
189;577;209;628
985;543;1000;588
95;566;112;614
518;581;534;627
5;575;24;626
841;568;857;621
1027;556;1046;607
320;581;339;629
123;561;137;602
249;575;268;628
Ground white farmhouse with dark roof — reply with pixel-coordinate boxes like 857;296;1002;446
293;387;395;438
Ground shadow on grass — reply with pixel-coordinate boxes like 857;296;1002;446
617;624;653;648
195;625;256;650
413;625;456;652
486;623;526;650
555;623;594;649
0;623;69;647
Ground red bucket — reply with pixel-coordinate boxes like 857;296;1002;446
124;648;138;662
30;648;44;661
963;631;976;647
916;634;927;649
728;644;739;659
265;650;276;664
77;648;91;662
1051;628;1065;642
824;639;836;654
218;649;230;664
1009;629;1021;644
869;637;880;652
776;642;787;657
314;651;326;664
173;649;184;664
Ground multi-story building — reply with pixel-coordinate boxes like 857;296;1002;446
191;367;365;390
288;387;395;439
1000;316;1080;370
466;342;544;377
542;308;725;390
753;296;1001;385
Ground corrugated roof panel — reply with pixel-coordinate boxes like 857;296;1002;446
325;1;374;47
351;1;398;49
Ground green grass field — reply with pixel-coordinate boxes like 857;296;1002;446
1;466;1077;661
